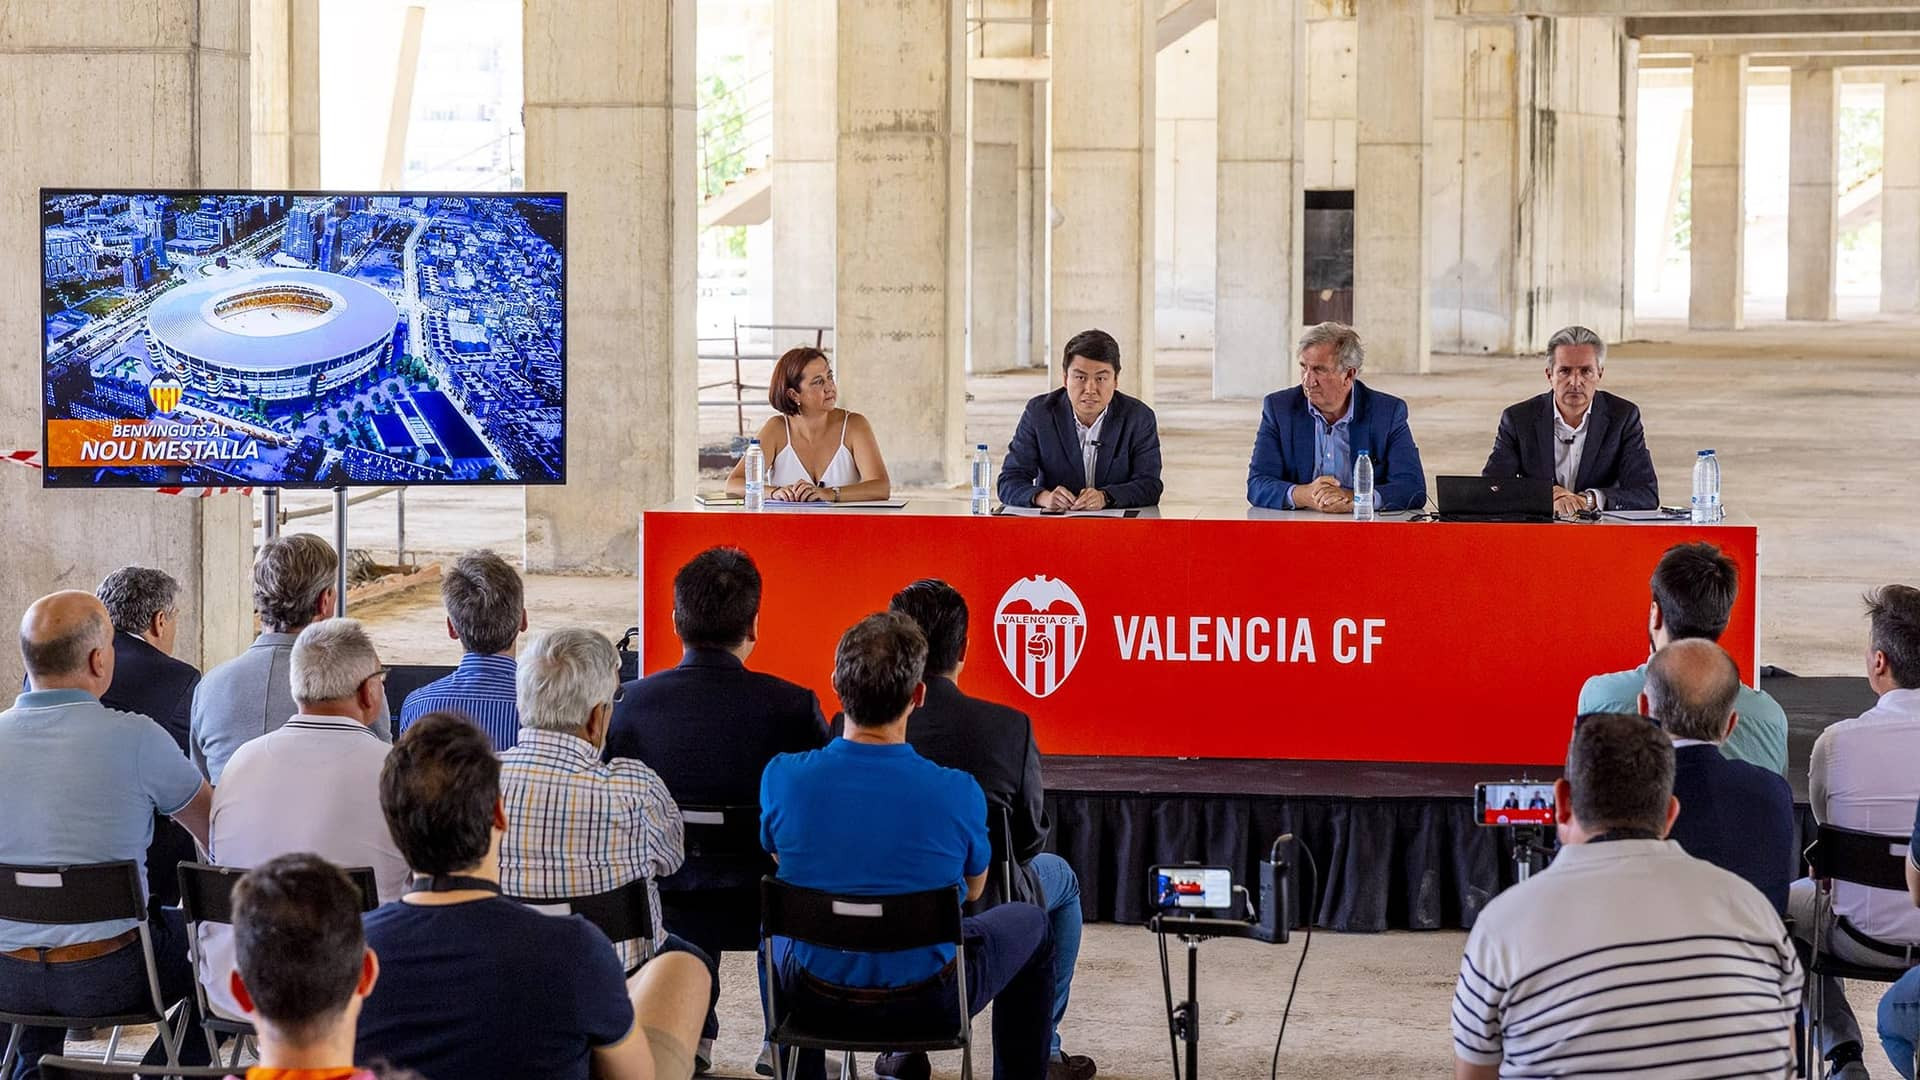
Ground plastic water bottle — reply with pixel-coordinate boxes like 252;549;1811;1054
1353;451;1376;522
744;438;765;511
1691;449;1721;524
970;445;992;515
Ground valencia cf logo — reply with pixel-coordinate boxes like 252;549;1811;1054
994;575;1088;699
147;374;184;415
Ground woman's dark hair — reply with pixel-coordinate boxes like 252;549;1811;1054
769;346;830;415
378;712;500;875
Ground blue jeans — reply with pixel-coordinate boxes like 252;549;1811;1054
1030;853;1082;1058
1879;966;1920;1079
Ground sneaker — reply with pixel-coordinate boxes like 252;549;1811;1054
756;1043;775;1077
695;1037;714;1075
1048;1053;1097;1080
1833;1063;1869;1080
872;1051;929;1080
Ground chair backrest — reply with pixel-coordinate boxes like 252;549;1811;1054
37;1057;233;1079
761;877;963;954
510;876;653;943
1806;823;1912;892
680;804;764;860
987;802;1016;903
178;862;382;927
0;862;143;926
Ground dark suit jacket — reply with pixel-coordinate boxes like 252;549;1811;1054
997;388;1163;508
1481;390;1659;510
1668;743;1796;914
101;631;202;906
604;647;827;892
827;677;1051;910
1246;382;1427;511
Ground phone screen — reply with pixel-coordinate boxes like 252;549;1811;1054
1476;782;1556;827
1152;867;1233;911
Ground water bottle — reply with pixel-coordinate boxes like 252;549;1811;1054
970;444;992;515
1691;449;1721;524
1353;451;1376;522
744;438;765;511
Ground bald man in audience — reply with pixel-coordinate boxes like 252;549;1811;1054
0;592;216;1077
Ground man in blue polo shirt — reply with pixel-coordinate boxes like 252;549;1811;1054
399;550;527;750
760;612;1054;1080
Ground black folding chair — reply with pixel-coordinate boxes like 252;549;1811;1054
681;804;764;863
1802;824;1920;1079
760;877;972;1080
671;804;771;953
36;1057;231;1079
986;803;1017;912
507;876;656;965
175;862;380;1066
0;861;183;1075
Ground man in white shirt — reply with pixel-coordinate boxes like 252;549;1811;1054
1452;713;1800;1079
198;617;409;1021
1793;584;1920;1078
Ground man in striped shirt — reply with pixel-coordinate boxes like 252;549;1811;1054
1452;713;1801;1079
400;550;526;751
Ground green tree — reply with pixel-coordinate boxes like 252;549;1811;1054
698;54;755;259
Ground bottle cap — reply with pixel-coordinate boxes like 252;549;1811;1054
1356;450;1370;457
1697;449;1713;456
749;438;760;445
976;443;987;450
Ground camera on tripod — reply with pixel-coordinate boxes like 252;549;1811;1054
1147;858;1290;944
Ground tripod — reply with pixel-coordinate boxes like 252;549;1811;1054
1508;825;1553;882
1152;914;1257;1080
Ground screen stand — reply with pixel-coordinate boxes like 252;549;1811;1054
333;486;349;617
262;488;282;540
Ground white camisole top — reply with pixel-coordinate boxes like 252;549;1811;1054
770;413;860;488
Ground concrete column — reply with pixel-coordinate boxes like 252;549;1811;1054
772;0;835;350
250;0;320;188
523;0;694;570
970;80;1024;373
1027;63;1051;369
1882;75;1920;314
1214;0;1304;398
1786;66;1839;321
1355;0;1431;374
836;0;965;485
0;1;254;690
1050;0;1155;399
1689;54;1747;331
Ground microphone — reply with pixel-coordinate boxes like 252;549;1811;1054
1557;435;1575;446
1090;440;1102;450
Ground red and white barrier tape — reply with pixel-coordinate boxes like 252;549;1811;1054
6;450;253;497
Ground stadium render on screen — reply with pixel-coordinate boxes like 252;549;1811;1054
40;191;565;488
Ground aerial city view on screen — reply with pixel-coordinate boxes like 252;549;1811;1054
40;191;565;487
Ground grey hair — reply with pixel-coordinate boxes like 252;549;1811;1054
442;550;524;656
289;618;381;704
1643;639;1740;743
1545;325;1607;370
1296;322;1364;373
254;534;338;633
97;566;179;637
20;605;112;679
516;628;620;733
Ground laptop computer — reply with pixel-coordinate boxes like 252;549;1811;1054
1435;475;1555;523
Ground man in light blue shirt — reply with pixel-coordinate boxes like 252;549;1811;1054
399;549;526;750
1577;541;1787;773
0;591;215;1074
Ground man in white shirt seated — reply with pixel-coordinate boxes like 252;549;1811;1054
1451;713;1800;1079
1794;584;1920;1079
199;617;410;1022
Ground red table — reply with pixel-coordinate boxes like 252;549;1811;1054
639;501;1759;766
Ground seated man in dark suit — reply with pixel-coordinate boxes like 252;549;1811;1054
1482;324;1658;513
1246;322;1426;512
604;546;828;1071
97;565;202;908
997;329;1162;510
1640;639;1794;914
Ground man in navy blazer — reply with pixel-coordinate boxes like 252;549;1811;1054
998;328;1163;510
1246;322;1427;512
1483;325;1659;513
1643;639;1795;915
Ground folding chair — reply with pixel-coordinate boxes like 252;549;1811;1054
175;862;379;1067
1802;824;1920;1079
0;861;184;1076
986;803;1017;911
760;877;972;1080
672;804;770;953
507;876;657;965
36;1056;231;1079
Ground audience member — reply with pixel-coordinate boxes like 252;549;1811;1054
1793;585;1920;1079
0;592;215;1076
199;619;410;1022
398;550;527;750
1579;541;1788;772
96;566;202;908
603;547;826;1069
1451;713;1799;1078
357;713;709;1080
1640;639;1795;913
761;613;1055;1080
195;534;382;784
1880;775;1920;1079
872;579;1095;1080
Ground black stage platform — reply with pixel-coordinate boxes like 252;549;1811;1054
1038;675;1878;931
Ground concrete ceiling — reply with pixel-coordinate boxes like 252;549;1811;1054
1626;12;1920;33
1638;52;1920;67
1640;34;1920;55
1523;1;1920;14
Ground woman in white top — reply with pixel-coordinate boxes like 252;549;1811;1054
726;346;892;502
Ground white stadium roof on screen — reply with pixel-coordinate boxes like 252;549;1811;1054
146;267;400;400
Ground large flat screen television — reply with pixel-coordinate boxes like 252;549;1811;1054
40;189;566;488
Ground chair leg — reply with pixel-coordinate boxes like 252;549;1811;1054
961;1040;973;1080
104;1023;122;1063
840;1049;856;1080
2;1022;22;1077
